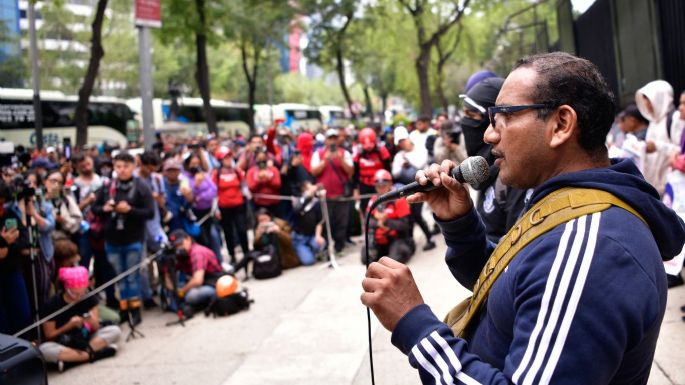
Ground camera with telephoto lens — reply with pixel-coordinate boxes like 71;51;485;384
11;174;36;200
159;242;188;266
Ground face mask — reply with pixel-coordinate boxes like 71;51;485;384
461;116;490;156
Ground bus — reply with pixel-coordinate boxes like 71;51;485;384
126;97;252;139
254;103;323;133
318;105;349;128
0;88;133;148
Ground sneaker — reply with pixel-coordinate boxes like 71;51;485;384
143;299;159;310
222;262;235;274
667;274;684;288
422;241;436;251
92;347;117;362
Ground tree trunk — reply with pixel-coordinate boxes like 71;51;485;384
362;84;373;119
436;68;448;114
74;0;108;147
194;0;217;135
381;93;388;120
415;45;432;117
240;41;259;135
335;46;356;119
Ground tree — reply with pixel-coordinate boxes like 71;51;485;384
399;0;470;116
434;24;463;113
74;0;108;147
223;0;294;133
302;0;358;118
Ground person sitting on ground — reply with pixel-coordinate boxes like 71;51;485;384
363;169;414;264
39;266;121;373
165;229;224;314
291;181;326;266
254;209;299;270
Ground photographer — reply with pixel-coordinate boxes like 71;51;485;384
252;209;299;270
162;158;194;233
44;169;83;241
246;149;282;217
364;170;414;264
165;229;223;313
183;152;222;260
39;266;120;373
237;134;277;172
433;119;467;165
92;152;154;326
310;129;354;253
0;179;31;335
291;181;326;266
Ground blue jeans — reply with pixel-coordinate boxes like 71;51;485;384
185;285;216;308
291;232;324;266
105;242;143;301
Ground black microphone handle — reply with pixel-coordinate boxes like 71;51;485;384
375;166;463;204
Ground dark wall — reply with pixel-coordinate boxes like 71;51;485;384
574;0;619;103
657;0;685;96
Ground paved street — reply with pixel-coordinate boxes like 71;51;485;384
48;234;685;385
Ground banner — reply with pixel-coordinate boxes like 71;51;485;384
135;0;161;28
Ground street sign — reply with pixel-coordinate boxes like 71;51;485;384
135;0;162;28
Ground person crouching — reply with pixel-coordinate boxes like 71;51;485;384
364;170;415;264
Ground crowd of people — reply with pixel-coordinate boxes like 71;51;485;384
0;56;683;377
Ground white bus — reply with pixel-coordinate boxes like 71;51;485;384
126;97;252;138
0;88;132;148
318;105;349;128
254;103;323;133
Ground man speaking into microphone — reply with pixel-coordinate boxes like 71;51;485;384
361;52;685;385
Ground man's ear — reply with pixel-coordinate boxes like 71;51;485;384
549;105;578;148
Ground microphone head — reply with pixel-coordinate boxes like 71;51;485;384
460;156;489;188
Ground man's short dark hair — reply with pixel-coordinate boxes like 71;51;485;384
513;52;615;153
113;152;135;164
418;116;432;123
140;151;160;166
71;153;86;165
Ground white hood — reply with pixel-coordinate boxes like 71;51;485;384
636;80;673;123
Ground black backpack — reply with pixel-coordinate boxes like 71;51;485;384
250;244;281;279
205;289;253;317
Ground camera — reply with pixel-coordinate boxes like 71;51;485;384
329;143;337;152
257;161;267;170
189;166;200;175
11;174;36;200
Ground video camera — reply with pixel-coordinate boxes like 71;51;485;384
11;173;38;200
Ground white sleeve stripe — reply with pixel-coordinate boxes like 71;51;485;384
512;219;576;384
412;344;446;385
522;214;589;385
421;338;455;385
539;212;601;385
429;331;484;385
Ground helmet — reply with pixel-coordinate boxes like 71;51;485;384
373;169;393;185
214;147;233;161
359;128;377;151
215;275;239;298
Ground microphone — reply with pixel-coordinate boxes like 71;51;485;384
375;156;489;204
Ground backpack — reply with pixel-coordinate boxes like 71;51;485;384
250;244;281;279
204;289;253;317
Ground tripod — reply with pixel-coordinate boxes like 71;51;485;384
124;298;145;341
23;196;42;343
161;250;187;328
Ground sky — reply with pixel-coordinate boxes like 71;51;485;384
571;0;596;13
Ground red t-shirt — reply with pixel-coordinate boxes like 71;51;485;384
213;167;244;208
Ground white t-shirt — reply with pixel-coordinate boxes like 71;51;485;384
310;149;353;169
409;128;438;152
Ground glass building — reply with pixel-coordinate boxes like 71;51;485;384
0;0;20;61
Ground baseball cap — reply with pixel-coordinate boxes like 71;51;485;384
325;128;339;138
393;126;409;146
168;229;189;247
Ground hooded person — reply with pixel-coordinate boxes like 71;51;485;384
296;132;315;173
636;80;680;195
459;77;530;242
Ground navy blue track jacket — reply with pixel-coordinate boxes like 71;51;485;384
391;159;685;385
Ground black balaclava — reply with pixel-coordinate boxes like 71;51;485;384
461;77;505;157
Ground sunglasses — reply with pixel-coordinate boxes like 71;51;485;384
487;104;549;129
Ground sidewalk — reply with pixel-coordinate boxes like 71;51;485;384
48;238;685;385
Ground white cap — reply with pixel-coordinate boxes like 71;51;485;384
394;126;409;146
325;128;339;138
